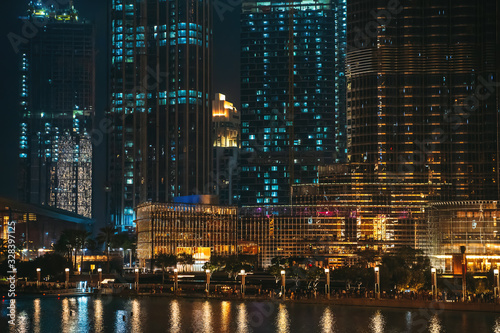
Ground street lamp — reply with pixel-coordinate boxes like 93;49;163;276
173;268;178;295
97;268;102;289
205;269;211;297
431;268;438;301
36;268;41;288
65;268;70;289
135;268;139;292
325;268;330;299
494;269;499;303
281;270;286;301
374;267;380;300
240;269;246;297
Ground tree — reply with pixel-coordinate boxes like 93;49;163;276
268;256;289;284
155;254;177;284
53;230;80;269
306;267;323;292
177;253;194;272
96;226;115;273
202;255;225;275
75;230;92;271
288;265;306;289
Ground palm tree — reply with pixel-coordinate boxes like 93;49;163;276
75;230;92;272
53;230;80;269
155;254;177;284
96;226;115;273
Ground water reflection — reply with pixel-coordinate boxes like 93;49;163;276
131;299;141;333
202;301;214;333
276;304;290;333
370;310;385;333
405;311;412;332
17;309;29;333
320;307;336;333
115;310;127;333
33;298;41;333
61;298;70;333
221;301;231;333
170;299;181;333
428;314;443;333
237;303;250;333
494;318;500;333
94;299;104;333
77;297;89;331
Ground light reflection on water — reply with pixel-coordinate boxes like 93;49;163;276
276;303;290;333
237;302;250;333
94;298;104;333
115;309;127;333
3;297;500;333
428;314;443;333
320;307;336;333
221;301;231;333
494;318;500;333
170;299;181;333
370;310;385;333
33;298;41;333
77;297;89;331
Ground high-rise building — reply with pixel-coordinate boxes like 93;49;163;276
346;0;499;201
18;1;95;218
108;0;213;230
240;0;347;205
213;93;240;205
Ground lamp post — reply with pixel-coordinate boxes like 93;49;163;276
461;246;467;302
65;268;70;289
325;268;330;299
97;268;102;289
281;270;286;301
135;268;139;292
36;268;41;288
374;267;380;300
240;270;246;297
205;269;211;297
431;268;438;301
494;269;499;304
174;268;178;295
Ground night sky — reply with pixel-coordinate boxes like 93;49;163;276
0;1;240;227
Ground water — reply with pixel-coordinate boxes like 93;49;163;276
1;296;500;333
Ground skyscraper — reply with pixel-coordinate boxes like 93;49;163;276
240;0;347;205
108;0;212;230
213;93;240;205
18;1;95;218
346;0;499;201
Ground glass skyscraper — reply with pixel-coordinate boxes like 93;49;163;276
18;2;95;218
240;0;347;205
347;0;499;201
109;0;212;230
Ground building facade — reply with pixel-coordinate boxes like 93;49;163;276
135;201;237;269
108;0;213;230
18;2;95;218
213;93;240;205
241;164;435;267
240;0;347;205
346;0;499;201
0;197;93;260
428;201;500;272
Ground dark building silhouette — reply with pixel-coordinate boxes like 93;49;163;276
18;2;95;218
108;0;213;230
